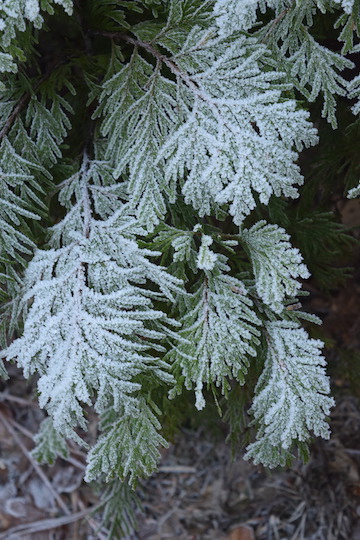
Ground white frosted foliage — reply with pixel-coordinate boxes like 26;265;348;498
348;183;360;199
99;27;317;228
244;321;335;467
32;417;69;465
213;0;353;128
160;32;317;225
168;266;261;410
24;0;40;20
214;0;356;37
214;0;261;33
348;67;360;117
98;55;177;230
3;237;177;442
214;0;289;34
85;399;168;485
242;221;310;313
0;0;344;482
0;85;72;273
2;157;181;444
0;0;73;72
333;0;355;13
196;235;217;271
172;233;193;263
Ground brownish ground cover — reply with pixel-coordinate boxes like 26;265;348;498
1;374;360;539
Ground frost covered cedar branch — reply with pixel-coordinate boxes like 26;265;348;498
94;30;229;116
0;0;358;501
0;61;67;140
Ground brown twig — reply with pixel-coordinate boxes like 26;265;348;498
260;6;291;44
158;465;197;473
0;391;37;407
0;92;30;141
0;59;68;142
93;31;204;98
0;505;101;539
76;498;109;540
95;30;252;141
0;412;71;516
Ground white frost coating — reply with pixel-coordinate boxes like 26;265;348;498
214;0;354;37
244;321;335;468
0;86;74;268
2;158;181;447
0;84;73;357
100;29;318;229
348;72;360;117
0;0;341;479
0;0;73;72
346;50;360;199
214;0;353;128
214;0;260;33
348;184;360;199
54;0;73;14
0;0;73;27
168;267;261;410
332;0;354;13
214;0;287;34
32;418;69;464
172;233;193;262
24;0;40;20
242;221;310;313
196;235;217;271
85;398;168;485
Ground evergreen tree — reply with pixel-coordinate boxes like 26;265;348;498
0;0;359;534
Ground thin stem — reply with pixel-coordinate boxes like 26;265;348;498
0;391;37;407
95;31;209;100
203;275;210;325
80;150;92;239
260;6;291;44
0;412;71;516
0;92;30;141
0;60;68;142
0;505;103;539
98;31;238;139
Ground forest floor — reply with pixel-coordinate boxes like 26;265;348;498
1;199;360;540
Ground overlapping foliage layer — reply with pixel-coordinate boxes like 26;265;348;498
0;1;359;527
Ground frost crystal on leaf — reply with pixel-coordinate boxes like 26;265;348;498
215;0;354;128
172;233;194;263
244;321;335;467
214;0;292;34
0;0;343;487
98;26;317;228
196;234;217;271
0;80;73;319
348;63;360;117
32;417;69;465
24;0;40;21
3;156;181;447
168;262;261;410
85;399;168;486
348;183;360;199
333;0;355;13
214;0;262;33
241;221;310;313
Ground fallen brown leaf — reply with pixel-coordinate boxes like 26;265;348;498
228;524;255;540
